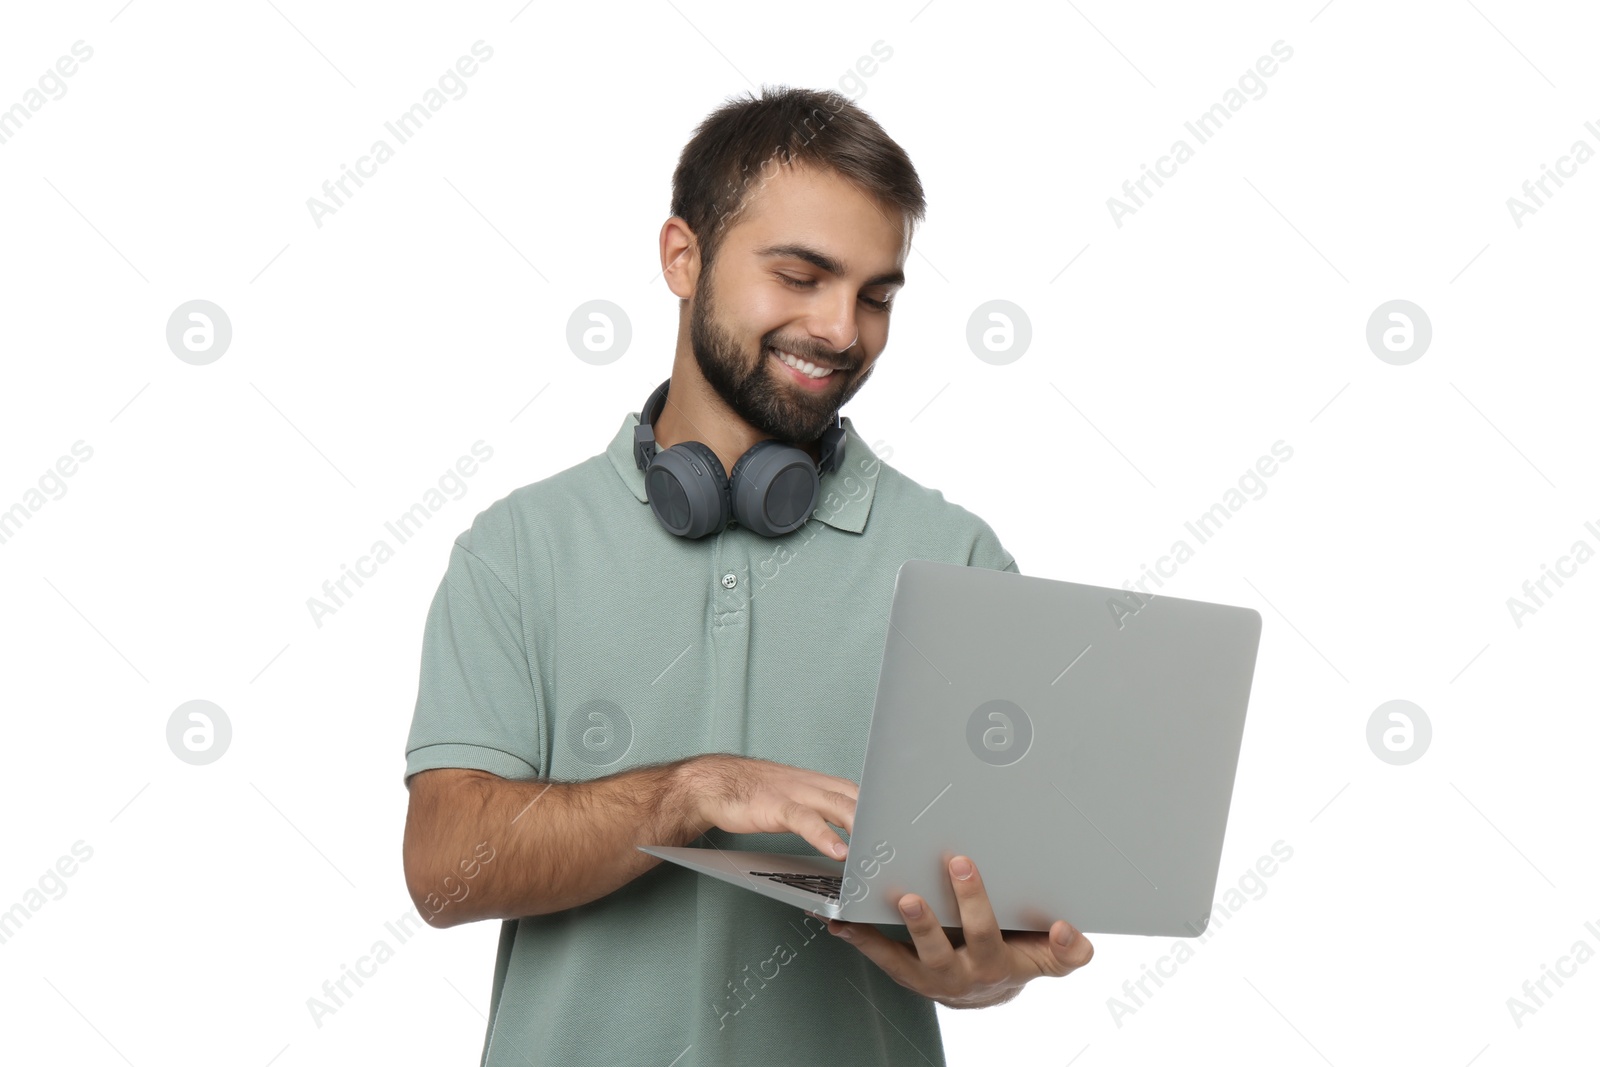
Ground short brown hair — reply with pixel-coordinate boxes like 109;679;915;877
670;86;926;273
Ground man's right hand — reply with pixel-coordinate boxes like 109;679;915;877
681;754;859;860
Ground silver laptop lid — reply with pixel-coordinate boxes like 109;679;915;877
841;559;1262;936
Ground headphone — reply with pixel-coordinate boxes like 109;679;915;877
632;376;847;539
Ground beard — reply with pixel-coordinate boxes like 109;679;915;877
688;259;872;446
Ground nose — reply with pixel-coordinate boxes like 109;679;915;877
810;296;859;357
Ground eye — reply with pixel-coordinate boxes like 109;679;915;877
778;274;893;312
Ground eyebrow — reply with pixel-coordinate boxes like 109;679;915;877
754;242;905;289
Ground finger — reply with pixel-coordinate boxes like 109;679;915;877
823;917;920;981
806;784;858;836
998;925;1094;979
804;770;860;801
946;856;1005;968
784;801;849;859
1048;921;1094;974
895;891;958;976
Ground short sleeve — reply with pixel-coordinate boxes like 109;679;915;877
403;507;545;785
966;517;1020;575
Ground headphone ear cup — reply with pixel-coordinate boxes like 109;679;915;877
643;441;731;538
728;440;821;538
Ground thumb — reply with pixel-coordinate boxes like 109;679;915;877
1047;922;1091;974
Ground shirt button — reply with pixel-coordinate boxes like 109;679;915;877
721;572;738;589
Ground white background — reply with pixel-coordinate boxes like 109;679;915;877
2;1;1597;1064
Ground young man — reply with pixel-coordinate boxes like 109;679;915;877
402;86;1093;1067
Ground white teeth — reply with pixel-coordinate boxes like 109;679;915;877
773;348;832;379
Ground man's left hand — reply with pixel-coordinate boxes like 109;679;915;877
810;855;1093;1009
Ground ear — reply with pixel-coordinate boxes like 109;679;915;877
659;217;701;301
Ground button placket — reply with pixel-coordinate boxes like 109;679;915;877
707;528;754;755
712;529;749;619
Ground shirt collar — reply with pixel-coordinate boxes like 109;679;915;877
606;408;877;534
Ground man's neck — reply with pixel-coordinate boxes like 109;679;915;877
651;360;822;475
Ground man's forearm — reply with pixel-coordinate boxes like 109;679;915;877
408;760;711;927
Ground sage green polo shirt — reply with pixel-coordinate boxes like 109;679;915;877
404;403;1018;1067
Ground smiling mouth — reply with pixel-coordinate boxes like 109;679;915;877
768;346;845;380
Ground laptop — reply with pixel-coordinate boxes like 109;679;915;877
638;558;1263;936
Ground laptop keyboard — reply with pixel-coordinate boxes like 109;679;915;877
747;871;843;901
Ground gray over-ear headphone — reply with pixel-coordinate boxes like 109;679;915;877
632;377;846;539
